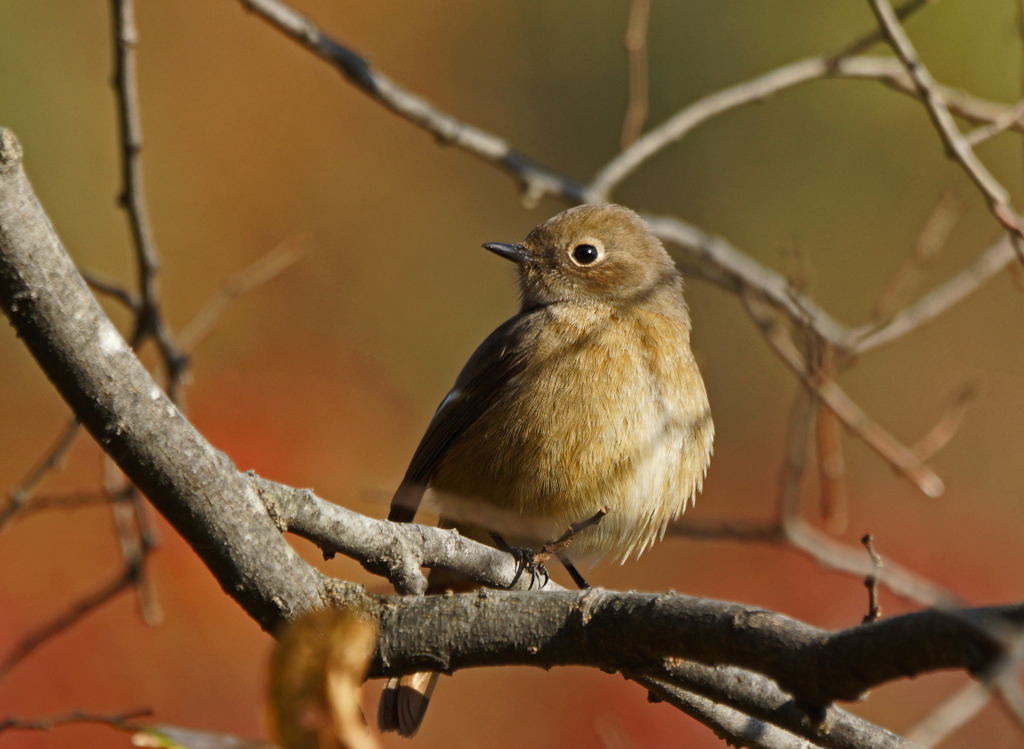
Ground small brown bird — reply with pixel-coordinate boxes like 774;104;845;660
378;204;713;736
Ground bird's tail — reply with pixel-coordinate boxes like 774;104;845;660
377;671;440;737
376;560;477;737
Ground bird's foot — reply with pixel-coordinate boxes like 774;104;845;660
508;546;550;590
491;533;550;590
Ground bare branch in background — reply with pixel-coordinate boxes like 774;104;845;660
238;0;587;207
238;0;1020;366
0;565;137;679
620;0;651;150
965;97;1024;147
912;381;979;462
81;269;141;313
0;0;305;672
742;292;944;498
178;238;303;352
872;191;964;322
813;345;849;535
111;0;188;394
0;417;80;528
784;519;957;607
4;0;1024;743
671;387;958;609
594;716;636;749
0;708;151;735
5;488;131;517
848;235;1016;353
832;0;937;58
868;0;1024;262
905;680;991;747
106;460;163;626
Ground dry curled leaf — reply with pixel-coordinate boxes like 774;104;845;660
268;608;379;749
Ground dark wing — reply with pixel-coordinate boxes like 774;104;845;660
387;311;537;522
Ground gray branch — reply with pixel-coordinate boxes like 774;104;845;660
0;128;326;632
2;126;1016;748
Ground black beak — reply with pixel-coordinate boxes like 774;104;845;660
482;242;533;264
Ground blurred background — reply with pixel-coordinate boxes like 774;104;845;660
1;0;1024;747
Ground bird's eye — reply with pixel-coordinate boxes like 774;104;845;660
571;244;600;265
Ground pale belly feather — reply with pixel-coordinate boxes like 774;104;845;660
431;303;713;561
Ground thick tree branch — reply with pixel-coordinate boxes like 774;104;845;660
4;127;1020;747
254;477;565;595
639;661;918;749
0;128;325;632
638;674;834;749
367;586;1022;710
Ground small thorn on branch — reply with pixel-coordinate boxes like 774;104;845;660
861;534;883;624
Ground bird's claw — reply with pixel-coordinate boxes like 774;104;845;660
507;547;549;590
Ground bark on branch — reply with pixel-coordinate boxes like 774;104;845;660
2;126;1019;748
0;128;326;631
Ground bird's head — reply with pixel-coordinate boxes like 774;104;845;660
484;204;681;310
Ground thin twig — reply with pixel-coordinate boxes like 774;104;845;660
905;680;991;747
106;459;162;626
238;0;586;207
743;292;944;498
651;213;1015;364
7;488;132;518
671;517;957;607
0;417;81;529
872;191;964;322
776;388;816;522
0;565;137;679
108;0;168;632
868;0;1024;263
912;381;978;462
178;238;302;352
620;0;651;150
787;518;957;606
0;708;151;734
587;49;1015;203
594;716;636;749
994;672;1024;736
814;345;849;535
111;0;188;398
861;534;883;624
535;506;610;565
81;269;141;313
965;97;1024;147
848;235;1016;353
673;387;955;608
237;0;1020;364
831;0;938;58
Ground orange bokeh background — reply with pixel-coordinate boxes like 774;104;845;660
2;1;1024;747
